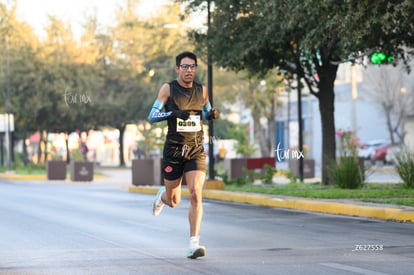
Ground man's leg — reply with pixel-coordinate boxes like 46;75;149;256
152;177;182;216
185;170;205;236
163;178;183;207
185;170;206;258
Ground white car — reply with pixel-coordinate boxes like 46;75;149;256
358;139;389;160
385;145;402;164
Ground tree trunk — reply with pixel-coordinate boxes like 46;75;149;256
44;131;49;162
268;94;276;157
11;131;15;163
22;129;29;165
37;130;43;164
317;63;338;185
65;132;70;164
253;112;266;156
0;134;4;166
382;103;396;145
118;124;126;167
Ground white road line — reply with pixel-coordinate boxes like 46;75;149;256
320;262;389;275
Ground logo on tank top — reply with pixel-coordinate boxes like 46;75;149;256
165;166;173;173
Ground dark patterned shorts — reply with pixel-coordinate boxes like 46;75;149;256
162;143;206;181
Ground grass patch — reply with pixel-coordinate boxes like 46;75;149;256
225;182;414;207
15;164;46;175
0;163;47;175
373;198;414;207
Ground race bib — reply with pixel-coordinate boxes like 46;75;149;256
177;115;202;132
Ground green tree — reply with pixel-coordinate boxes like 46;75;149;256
242;74;282;157
1;7;105;164
213;118;237;140
97;0;189;166
212;67;283;157
228;123;256;157
0;2;45;163
178;0;414;184
36;16;93;162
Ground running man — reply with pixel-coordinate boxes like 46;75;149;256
147;51;219;259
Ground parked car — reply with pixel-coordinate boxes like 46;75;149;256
385;145;402;165
358;139;389;160
370;143;392;164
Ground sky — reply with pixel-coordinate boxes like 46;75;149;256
14;0;170;39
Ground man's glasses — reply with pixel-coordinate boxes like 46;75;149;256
179;64;197;71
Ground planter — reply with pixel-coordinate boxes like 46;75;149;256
132;158;162;186
70;161;94;181
224;158;276;180
46;160;67;180
289;159;315;178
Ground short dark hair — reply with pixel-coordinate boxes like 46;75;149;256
176;51;197;66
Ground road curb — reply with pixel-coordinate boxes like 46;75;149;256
0;174;47;180
0;174;108;182
129;186;414;223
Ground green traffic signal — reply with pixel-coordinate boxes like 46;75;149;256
371;52;386;64
370;51;394;64
386;55;394;63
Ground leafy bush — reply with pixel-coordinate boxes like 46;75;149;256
262;164;276;184
336;129;360;157
330;129;364;188
395;148;414;188
329;156;363;189
218;167;251;186
71;149;84;162
284;169;298;183
13;161;45;175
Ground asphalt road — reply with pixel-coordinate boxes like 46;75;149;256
1;180;414;275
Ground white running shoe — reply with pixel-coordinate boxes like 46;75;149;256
187;245;206;259
152;187;165;216
187;237;206;259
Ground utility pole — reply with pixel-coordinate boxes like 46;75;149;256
207;0;215;180
351;64;358;132
5;35;12;171
297;75;304;182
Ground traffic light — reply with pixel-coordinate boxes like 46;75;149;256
370;51;394;64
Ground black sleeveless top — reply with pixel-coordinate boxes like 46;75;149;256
165;80;205;146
